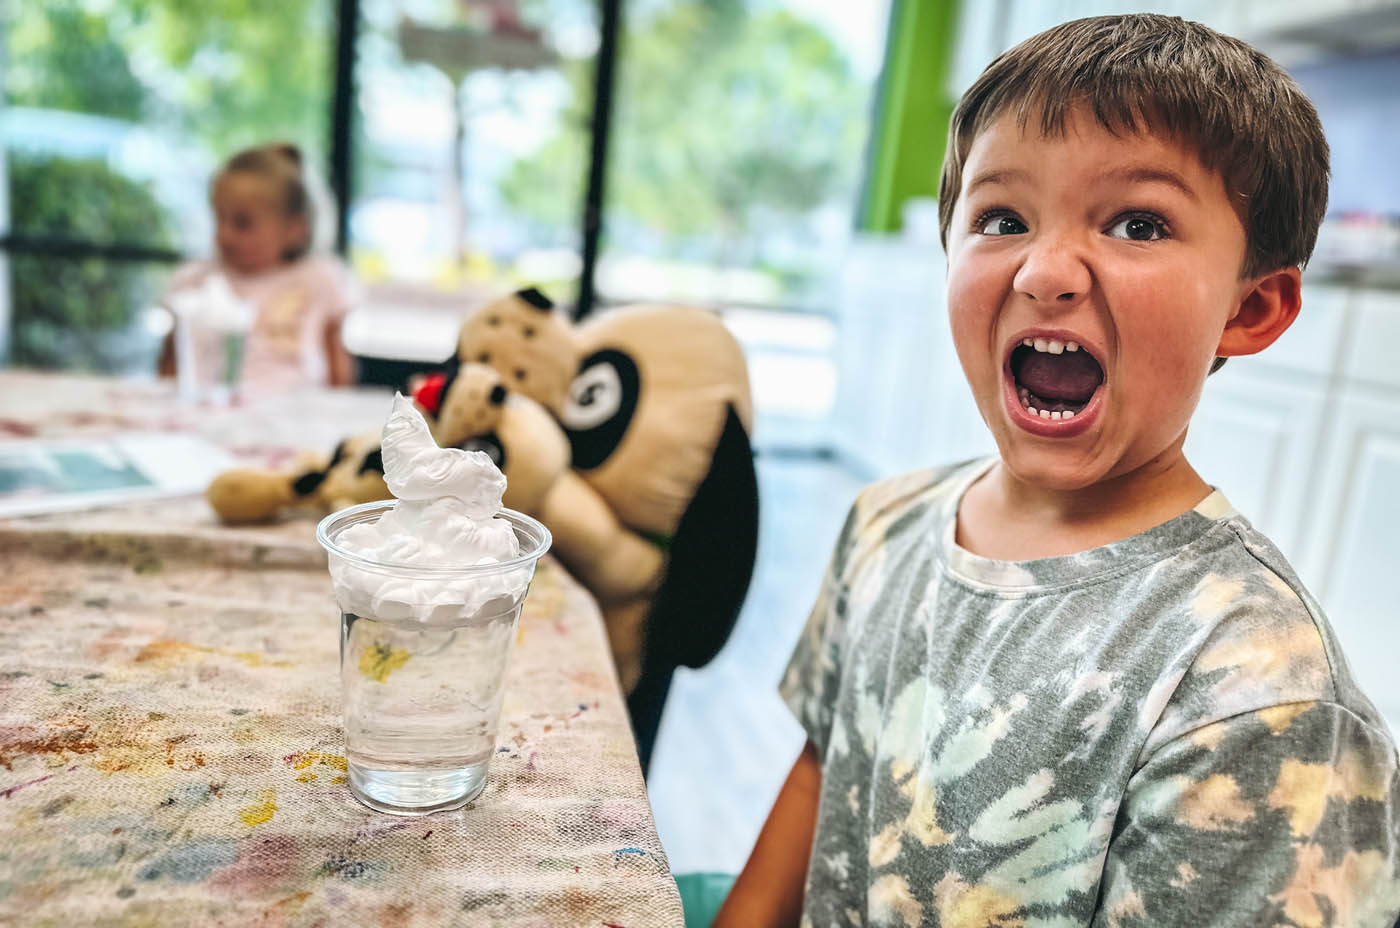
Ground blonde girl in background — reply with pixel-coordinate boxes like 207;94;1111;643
158;143;358;393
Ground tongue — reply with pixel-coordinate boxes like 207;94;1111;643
1016;350;1103;402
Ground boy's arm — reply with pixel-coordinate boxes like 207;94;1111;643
1095;701;1400;926
713;739;822;928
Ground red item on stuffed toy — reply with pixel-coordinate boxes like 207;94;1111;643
413;371;448;415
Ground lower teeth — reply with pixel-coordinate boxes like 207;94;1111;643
1019;388;1079;420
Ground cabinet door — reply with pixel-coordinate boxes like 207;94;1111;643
1300;387;1400;734
1341;289;1400;390
1186;363;1329;577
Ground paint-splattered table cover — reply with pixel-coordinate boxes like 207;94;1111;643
0;372;685;927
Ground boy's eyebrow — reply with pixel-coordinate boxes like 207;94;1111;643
966;168;1031;195
1097;166;1199;201
965;166;1200;201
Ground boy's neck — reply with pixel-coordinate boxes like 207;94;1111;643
955;449;1214;561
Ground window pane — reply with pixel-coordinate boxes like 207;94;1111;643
585;0;889;447
5;0;336;254
597;0;890;312
348;0;598;353
3;0;336;372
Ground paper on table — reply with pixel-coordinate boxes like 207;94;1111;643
0;432;236;517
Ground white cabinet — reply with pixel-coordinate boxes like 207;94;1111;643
1185;361;1330;572
1288;285;1400;731
1340;289;1400;388
1300;386;1400;728
1186;284;1353;576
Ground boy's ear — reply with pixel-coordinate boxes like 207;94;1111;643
1216;266;1302;359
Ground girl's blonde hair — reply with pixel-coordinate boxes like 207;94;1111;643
212;142;314;262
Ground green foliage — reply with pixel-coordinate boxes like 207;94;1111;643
494;57;593;238
5;0;147;120
8;155;173;371
4;0;332;158
3;0;333;370
498;1;867;253
119;0;334;157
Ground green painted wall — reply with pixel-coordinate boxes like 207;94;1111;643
860;0;961;233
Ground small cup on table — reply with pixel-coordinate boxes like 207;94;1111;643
317;500;551;815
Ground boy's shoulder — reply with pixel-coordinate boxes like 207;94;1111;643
1145;510;1393;756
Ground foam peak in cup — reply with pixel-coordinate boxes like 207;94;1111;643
329;393;525;623
381;392;507;517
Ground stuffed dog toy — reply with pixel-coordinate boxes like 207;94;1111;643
419;361;666;693
205;432;386;524
455;289;759;771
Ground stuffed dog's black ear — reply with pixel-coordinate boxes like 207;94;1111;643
516;287;553;310
460;433;505;471
327;440;347;469
292;470;328;497
358;448;384;475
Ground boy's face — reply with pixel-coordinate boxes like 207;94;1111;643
945;107;1255;493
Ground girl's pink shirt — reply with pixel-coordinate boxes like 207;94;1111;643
166;256;359;395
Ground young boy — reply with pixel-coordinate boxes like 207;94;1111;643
716;14;1400;927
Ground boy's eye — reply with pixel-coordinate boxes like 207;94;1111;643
977;213;1028;236
1107;214;1167;241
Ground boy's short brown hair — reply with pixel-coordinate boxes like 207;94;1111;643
938;14;1329;278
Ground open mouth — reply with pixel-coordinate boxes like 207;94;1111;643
1008;337;1105;421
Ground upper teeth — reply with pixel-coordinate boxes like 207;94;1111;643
1022;337;1079;354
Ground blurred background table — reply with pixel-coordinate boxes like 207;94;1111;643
0;370;684;926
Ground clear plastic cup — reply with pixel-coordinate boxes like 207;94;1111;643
316;500;551;815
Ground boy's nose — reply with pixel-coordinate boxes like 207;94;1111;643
1013;235;1091;306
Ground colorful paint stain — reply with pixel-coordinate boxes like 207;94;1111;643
239;788;277;827
285;751;348;786
359;642;411;682
0;724;97;770
0;773;54;799
536;857;580;871
285;751;346;772
138;838;240;883
317;854;382;881
264;891;312;916
207;834;301;895
134;639;294;669
164;734;206;771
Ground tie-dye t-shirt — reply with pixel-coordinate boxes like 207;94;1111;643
781;459;1400;927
